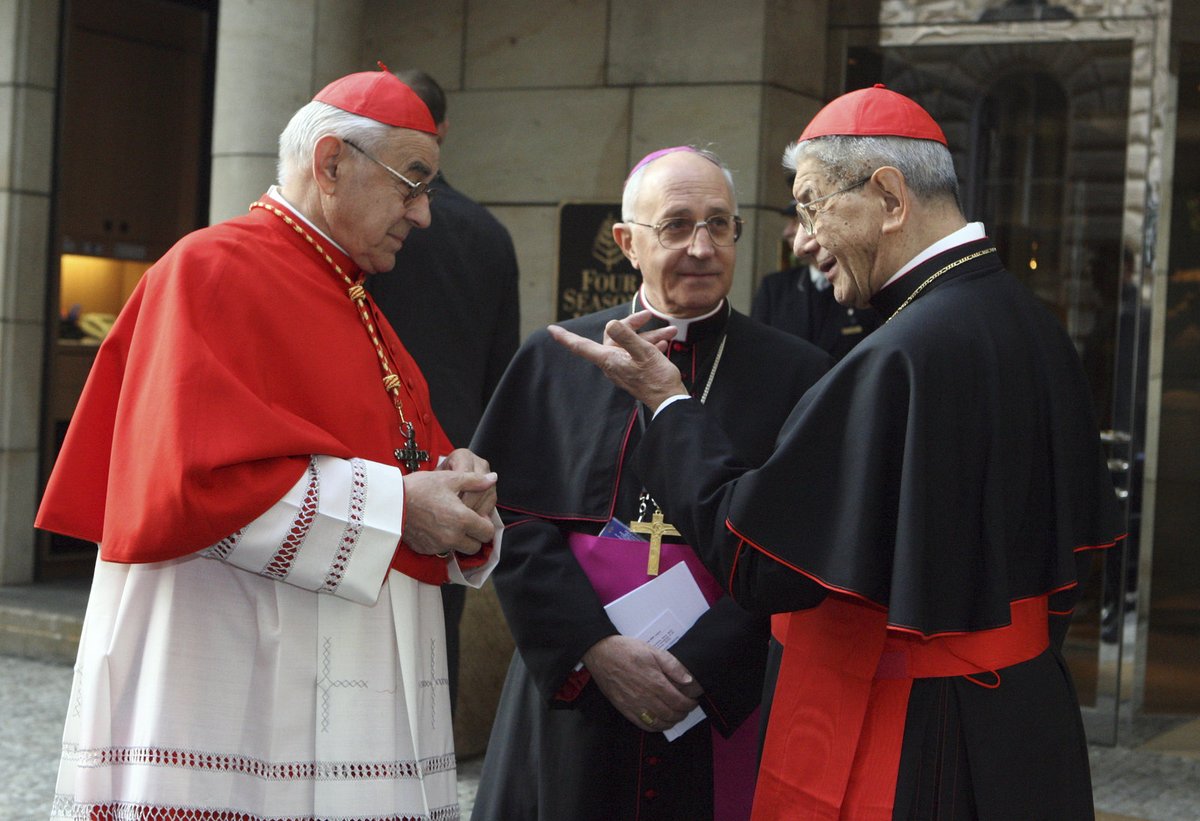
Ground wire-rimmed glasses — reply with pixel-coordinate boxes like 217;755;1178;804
795;177;870;234
343;139;435;204
626;213;744;250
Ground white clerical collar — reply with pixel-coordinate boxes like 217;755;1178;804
637;286;726;343
266;185;351;260
883;222;987;289
807;264;830;291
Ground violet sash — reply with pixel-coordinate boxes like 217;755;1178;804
568;531;758;821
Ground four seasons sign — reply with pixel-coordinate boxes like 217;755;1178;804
556;203;641;321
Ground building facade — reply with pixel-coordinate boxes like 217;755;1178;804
1;0;1197;747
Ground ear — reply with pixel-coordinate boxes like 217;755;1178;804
613;222;642;269
435;120;448;146
313;135;346;195
870;166;908;234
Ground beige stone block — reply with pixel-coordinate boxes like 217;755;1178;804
0;86;11;191
464;0;606;89
0;446;39;584
764;0;827;95
208;155;279;225
212;1;317;155
760;85;823;199
19;0;60;87
361;0;465;89
11;85;54;193
314;0;367;84
609;0;767;85
0;0;60;87
0;319;44;451
486;205;558;340
453;579;515;757
630;85;764;203
0;191;51;323
0;2;14;86
442;89;630;205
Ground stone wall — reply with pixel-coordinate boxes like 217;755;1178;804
0;1;58;585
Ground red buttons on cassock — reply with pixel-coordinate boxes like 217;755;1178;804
643;789;657;800
645;756;660;766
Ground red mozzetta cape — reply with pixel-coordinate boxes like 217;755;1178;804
36;194;461;584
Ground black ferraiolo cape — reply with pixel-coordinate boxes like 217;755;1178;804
470;302;831;821
637;238;1126;819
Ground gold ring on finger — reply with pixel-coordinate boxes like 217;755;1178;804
639;710;656;726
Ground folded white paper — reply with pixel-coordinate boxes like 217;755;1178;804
603;562;710;740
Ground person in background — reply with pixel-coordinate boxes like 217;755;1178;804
751;197;879;359
549;85;1124;819
470;146;831;821
368;67;520;708
36;66;501;819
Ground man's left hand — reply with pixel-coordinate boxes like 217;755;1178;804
548;311;686;412
439;447;497;519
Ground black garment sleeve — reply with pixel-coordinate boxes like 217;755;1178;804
669;595;770;736
636;399;827;616
482;234;520;409
490;514;618;703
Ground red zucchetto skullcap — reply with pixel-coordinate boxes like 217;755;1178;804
313;62;437;134
798;84;946;145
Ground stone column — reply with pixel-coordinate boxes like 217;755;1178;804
209;0;366;223
0;1;59;584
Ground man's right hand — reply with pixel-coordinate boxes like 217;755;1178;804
402;470;497;556
582;635;702;732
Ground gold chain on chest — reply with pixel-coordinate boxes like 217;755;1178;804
885;247;997;323
250;200;418;435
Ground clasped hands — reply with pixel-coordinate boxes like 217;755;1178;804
583;634;703;732
402;447;497;557
548;311;688;412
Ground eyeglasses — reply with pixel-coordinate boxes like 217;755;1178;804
343;139;435;204
795;177;870;234
626;214;743;250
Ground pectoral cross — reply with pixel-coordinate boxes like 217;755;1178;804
394;422;429;472
629;509;680;576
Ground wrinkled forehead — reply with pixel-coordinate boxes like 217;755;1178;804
376;128;441;177
790;155;837;200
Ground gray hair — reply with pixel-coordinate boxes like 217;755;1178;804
276;101;396;188
782;135;960;206
621;147;738;221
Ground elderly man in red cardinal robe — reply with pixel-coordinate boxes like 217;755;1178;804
36;66;501;819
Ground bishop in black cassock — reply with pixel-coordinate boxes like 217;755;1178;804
471;297;828;820
470;146;831;821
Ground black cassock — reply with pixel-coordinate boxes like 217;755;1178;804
470;301;831;821
636;238;1126;820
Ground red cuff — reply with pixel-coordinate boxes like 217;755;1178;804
554;669;591;703
391;541;449;585
455;540;494;570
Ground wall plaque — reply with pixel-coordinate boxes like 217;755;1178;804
556;203;641;321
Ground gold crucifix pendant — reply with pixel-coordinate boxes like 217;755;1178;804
629;509;681;576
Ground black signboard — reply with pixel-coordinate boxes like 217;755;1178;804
556;203;641;321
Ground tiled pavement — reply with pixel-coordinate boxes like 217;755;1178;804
2;578;1199;820
4;655;1200;820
